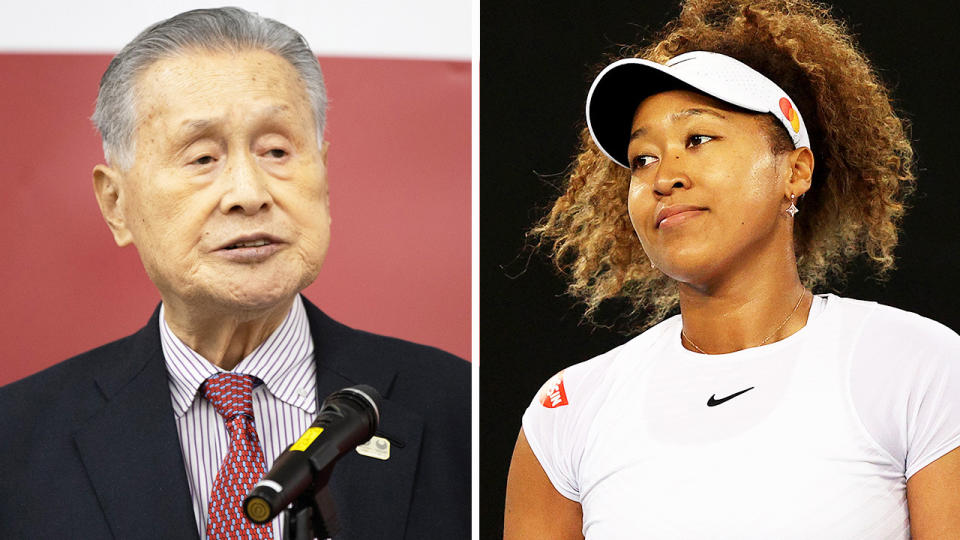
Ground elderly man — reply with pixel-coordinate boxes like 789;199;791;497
0;7;468;540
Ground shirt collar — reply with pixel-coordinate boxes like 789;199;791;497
160;295;316;417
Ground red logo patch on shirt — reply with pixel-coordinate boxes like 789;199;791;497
539;371;569;408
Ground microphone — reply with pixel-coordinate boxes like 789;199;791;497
243;384;382;525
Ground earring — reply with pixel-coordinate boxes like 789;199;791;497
786;194;799;217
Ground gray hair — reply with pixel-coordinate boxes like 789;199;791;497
91;7;327;170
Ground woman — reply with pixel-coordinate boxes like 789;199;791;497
504;0;960;537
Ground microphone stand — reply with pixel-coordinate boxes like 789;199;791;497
282;467;339;540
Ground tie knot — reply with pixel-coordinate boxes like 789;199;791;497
202;373;255;420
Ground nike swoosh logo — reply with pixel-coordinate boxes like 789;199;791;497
707;386;755;407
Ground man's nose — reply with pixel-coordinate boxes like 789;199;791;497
652;153;691;196
219;152;273;215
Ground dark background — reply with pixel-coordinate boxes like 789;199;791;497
480;0;960;537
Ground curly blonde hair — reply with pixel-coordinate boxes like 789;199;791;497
531;0;916;331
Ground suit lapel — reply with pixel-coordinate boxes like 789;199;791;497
304;299;424;539
73;308;199;540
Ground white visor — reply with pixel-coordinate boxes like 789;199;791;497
586;50;811;168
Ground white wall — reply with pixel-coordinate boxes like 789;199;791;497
0;0;470;59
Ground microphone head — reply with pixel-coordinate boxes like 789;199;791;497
328;384;382;429
343;384;382;420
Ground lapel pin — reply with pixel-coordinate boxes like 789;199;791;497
356;435;390;460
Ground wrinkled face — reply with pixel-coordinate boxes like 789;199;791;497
626;90;791;285
116;49;330;312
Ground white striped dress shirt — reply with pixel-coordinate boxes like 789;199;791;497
160;295;317;540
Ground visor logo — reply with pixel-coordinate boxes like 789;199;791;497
779;97;800;133
538;371;569;408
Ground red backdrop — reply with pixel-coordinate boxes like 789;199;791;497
0;54;470;385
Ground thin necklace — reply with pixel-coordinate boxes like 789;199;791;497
681;288;808;354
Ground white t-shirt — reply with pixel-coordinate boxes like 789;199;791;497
523;294;960;539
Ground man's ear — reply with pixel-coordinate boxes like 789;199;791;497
92;164;134;246
786;146;814;197
320;140;330;167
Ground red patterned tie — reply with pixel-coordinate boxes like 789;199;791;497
203;373;272;539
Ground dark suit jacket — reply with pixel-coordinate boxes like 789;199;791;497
0;298;470;539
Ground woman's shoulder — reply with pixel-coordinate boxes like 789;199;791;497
839;295;960;477
559;314;682;384
826;294;959;351
520;315;684;499
526;315;681;414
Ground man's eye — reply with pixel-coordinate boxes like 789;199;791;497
631;155;657;171
267;149;287;159
193;155;215;165
687;134;714;147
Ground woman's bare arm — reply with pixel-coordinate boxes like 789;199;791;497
504;429;584;540
907;445;960;539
